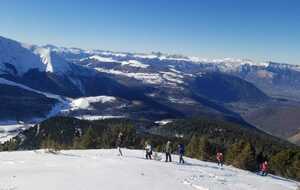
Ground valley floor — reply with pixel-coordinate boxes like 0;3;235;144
0;149;298;190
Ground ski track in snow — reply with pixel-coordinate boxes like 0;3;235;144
0;149;298;190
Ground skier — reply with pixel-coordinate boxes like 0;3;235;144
178;143;185;164
165;141;172;162
216;151;224;168
145;142;153;160
261;161;268;176
116;132;123;156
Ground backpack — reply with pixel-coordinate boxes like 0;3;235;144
179;144;185;154
217;153;223;161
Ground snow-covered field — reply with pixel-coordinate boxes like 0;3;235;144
0;149;298;190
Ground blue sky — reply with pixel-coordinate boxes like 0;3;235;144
0;0;299;64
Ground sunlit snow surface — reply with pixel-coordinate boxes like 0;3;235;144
0;149;298;190
75;115;125;120
69;96;116;110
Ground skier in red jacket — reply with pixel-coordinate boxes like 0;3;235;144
216;152;224;168
261;161;268;176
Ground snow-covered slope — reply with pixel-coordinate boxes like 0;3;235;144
0;36;75;76
82;55;119;63
69;96;116;110
33;47;72;73
0;36;45;75
0;149;298;190
121;60;149;68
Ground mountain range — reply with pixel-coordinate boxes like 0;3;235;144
0;36;300;145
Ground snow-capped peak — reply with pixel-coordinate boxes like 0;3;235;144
0;36;75;75
34;47;72;73
0;36;45;75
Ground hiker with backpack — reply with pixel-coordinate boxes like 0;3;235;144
216;151;224;167
116;132;124;156
165;141;172;162
145;142;153;160
260;161;269;176
178;143;185;164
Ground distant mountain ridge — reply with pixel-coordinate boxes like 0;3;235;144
0;35;300;145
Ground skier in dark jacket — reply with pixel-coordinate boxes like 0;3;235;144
165;141;172;162
116;132;123;156
145;142;153;160
178;143;185;164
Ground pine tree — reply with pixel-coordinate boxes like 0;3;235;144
271;150;300;180
7;139;18;151
72;137;82;149
198;137;212;161
41;135;61;153
271;149;294;176
234;142;256;171
186;135;200;158
291;159;300;181
80;127;97;149
226;140;245;164
186;135;212;161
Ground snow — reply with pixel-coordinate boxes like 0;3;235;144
159;55;191;62
84;55;119;63
82;56;149;68
155;119;173;125
169;68;182;74
95;68;164;85
0;149;298;190
75;115;125;120
268;62;300;72
132;54;158;59
0;36;45;75
0;36;73;75
34;47;72;73
2;35;300;78
95;68;185;88
0;122;33;143
44;45;85;55
160;71;184;84
168;97;197;105
83;55;149;69
70;96;116;110
99;51;128;57
121;60;149;68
